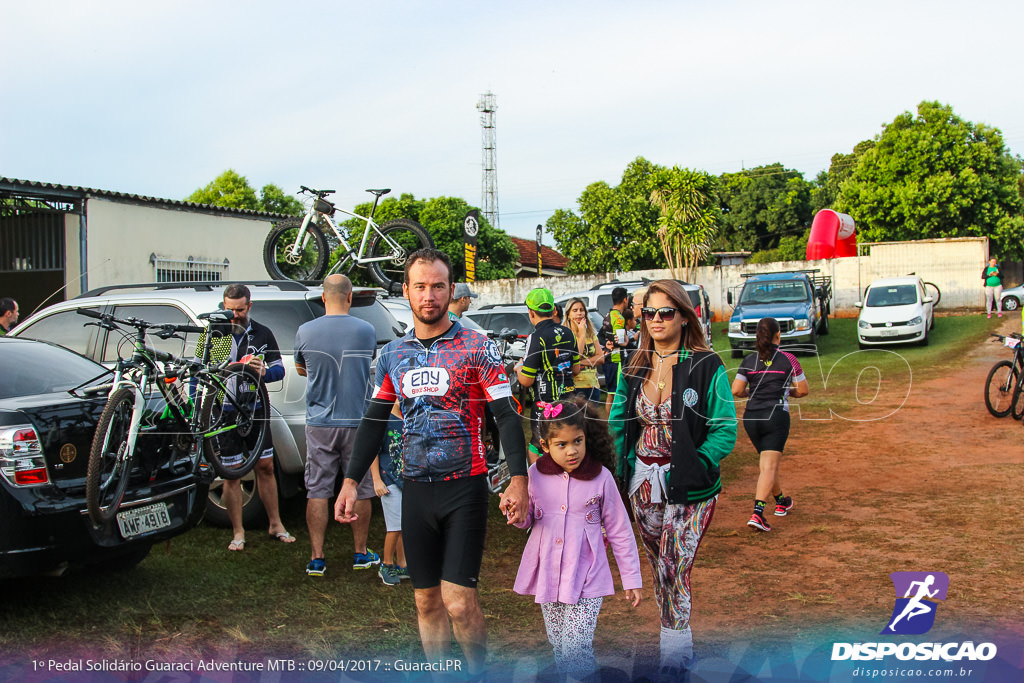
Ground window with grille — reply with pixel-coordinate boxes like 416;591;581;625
150;254;229;282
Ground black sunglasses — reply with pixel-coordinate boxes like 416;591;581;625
641;306;679;321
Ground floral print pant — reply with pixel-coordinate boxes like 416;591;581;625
540;597;603;678
631;481;717;631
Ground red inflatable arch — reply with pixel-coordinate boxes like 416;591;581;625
806;209;856;259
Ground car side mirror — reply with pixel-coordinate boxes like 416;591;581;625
855;301;863;308
727;291;733;305
922;296;934;304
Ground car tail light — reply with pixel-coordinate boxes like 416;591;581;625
695;304;702;319
0;425;50;486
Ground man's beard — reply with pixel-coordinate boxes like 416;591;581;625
230;316;249;335
413;305;447;326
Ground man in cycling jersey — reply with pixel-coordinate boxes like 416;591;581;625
334;248;528;674
515;287;580;462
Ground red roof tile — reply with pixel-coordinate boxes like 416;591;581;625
508;236;569;270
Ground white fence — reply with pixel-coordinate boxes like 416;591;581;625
469;237;990;319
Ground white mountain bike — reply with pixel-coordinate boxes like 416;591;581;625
263;186;433;292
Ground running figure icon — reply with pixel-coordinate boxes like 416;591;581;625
882;571;949;635
887;575;939;631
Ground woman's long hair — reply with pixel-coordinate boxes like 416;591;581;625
755;317;780;364
565;297;597;343
625;279;709;380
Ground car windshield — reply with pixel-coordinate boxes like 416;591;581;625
0;341;106;399
866;285;918;307
739;280;809;305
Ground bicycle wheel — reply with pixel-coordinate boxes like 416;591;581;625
983;359;1017;418
366;218;433;292
263;218;329;281
200;363;271;479
87;387;136;525
1011;373;1024;420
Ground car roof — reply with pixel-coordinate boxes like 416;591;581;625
866;277;921;288
473;303;530;312
745;272;810;282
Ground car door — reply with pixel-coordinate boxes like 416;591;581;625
12;307;104;359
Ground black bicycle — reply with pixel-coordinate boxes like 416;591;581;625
984;332;1024;419
78;308;271;525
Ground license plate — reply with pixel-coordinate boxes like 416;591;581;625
117;502;172;538
879;329;900;337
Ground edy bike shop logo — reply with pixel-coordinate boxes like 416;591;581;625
832;572;997;662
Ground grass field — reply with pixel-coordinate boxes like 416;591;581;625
0;313;1005;670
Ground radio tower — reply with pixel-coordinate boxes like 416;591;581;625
476;91;499;230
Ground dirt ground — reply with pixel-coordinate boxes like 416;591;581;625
546;317;1024;675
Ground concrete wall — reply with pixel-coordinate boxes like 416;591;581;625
467;237;990;319
82;198;274;289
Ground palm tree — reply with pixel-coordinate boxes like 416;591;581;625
648;167;722;282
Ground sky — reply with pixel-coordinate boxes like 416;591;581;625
2;0;1023;240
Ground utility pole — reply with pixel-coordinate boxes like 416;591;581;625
476;91;499;230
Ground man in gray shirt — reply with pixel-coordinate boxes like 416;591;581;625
294;274;378;576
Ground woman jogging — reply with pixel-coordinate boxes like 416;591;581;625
511;398;642;681
609;279;736;677
731;317;809;533
565;298;604;405
983;257;1003;319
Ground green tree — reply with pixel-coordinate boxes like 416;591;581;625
186;170;259;210
258;184;303;216
546;157;664;274
343;194;518;282
717;163;813;254
835;101;1024;258
185;170;302;216
649;167;721;281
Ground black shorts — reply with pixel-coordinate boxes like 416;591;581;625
742;408;791;453
402;475;489;590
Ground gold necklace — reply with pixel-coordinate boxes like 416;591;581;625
652;349;676;391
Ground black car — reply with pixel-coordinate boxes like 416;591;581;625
0;338;208;578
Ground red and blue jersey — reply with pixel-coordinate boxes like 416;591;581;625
372;321;512;482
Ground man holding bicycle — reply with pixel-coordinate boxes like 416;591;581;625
334;248;528;675
218;284;295;550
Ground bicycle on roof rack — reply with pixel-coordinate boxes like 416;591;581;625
76;308;272;526
263;186;433;293
984;332;1024;419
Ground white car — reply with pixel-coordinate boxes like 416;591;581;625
1000;284;1023;312
856;276;935;348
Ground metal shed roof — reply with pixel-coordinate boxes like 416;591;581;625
0;176;290;220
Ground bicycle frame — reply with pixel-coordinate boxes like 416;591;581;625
286;193;409;270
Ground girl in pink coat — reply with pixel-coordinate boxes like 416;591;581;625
510;398;642;681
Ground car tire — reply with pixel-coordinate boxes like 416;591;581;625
817;314;829;336
1003;296;1020;312
204;473;267;528
731;347;743;359
919;331;929;346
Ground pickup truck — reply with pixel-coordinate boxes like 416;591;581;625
726;270;832;358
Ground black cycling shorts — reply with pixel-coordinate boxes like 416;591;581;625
742;408;791;454
402;475;489;590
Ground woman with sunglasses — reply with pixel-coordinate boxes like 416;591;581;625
731;317;809;532
609;279;736;676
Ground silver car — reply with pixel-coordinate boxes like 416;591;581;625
10;280;403;527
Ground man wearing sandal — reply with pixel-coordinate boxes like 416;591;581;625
217;284;296;551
